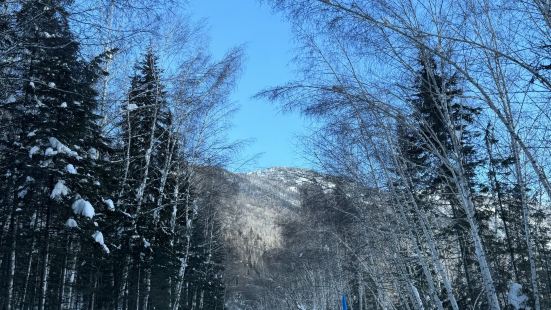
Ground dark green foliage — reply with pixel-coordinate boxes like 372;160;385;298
396;52;487;308
0;0;116;309
118;48;171;214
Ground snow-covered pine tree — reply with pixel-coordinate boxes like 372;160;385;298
118;48;171;213
115;48;176;308
113;47;229;310
0;0;116;309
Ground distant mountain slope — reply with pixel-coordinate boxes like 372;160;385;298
217;167;331;309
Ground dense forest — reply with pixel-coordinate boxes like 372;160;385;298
1;0;551;310
0;0;240;309
254;1;551;309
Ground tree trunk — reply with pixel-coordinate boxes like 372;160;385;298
6;207;17;310
90;272;98;310
451;204;476;303
455;178;500;310
134;72;161;216
39;204;52;310
57;235;71;310
511;138;540;310
485;132;520;280
65;246;78;310
388;148;458;310
143;266;151;310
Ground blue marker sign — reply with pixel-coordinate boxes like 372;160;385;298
342;294;348;310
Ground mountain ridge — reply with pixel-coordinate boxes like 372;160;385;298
217;166;325;308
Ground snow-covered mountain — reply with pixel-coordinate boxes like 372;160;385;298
216;167;331;308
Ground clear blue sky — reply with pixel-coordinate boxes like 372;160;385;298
188;0;312;172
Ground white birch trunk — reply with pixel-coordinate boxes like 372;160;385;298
57;236;71;310
117;95;133;203
143;268;151;310
39;208;51;310
393;178;457;310
424;60;501;310
454;174;500;309
134;104;159;215
98;0;116;129
155;135;176;216
65;248;78;310
172;220;193;310
511;138;540;310
90;273;98;310
135;262;141;310
375;121;458;310
172;175;195;310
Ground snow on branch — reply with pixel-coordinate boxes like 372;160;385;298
72;199;95;219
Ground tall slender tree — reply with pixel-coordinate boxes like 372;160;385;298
397;53;490;307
